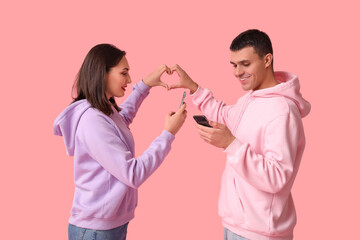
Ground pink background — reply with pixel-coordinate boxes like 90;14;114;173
1;0;359;239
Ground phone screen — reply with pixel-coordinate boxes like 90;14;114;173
193;115;212;128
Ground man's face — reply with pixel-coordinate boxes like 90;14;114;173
230;46;269;91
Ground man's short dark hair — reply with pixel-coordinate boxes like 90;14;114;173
230;29;273;58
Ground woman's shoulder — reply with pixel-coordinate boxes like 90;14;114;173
76;108;123;142
78;106;116;129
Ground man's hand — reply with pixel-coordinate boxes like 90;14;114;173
168;64;198;94
196;121;235;149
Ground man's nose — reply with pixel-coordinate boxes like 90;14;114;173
234;66;244;77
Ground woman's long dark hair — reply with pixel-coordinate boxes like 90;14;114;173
72;44;126;116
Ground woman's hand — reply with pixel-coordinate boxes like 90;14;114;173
169;64;198;94
165;103;187;135
143;64;171;89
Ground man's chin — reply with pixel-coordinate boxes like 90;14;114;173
240;85;250;91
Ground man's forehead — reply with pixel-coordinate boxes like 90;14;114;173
230;46;258;61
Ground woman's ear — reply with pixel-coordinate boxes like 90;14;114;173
264;53;273;68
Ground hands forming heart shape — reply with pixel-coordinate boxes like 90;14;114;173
142;64;198;93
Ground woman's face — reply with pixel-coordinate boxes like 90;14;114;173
105;56;132;99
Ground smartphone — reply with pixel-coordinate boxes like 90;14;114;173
180;91;186;108
193;115;212;128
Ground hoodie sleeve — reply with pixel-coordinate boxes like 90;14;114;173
224;114;304;194
191;86;233;125
77;111;175;189
119;80;151;126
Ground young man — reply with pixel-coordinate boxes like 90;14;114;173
169;29;311;240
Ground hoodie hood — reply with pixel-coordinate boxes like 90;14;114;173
251;71;311;118
53;100;92;156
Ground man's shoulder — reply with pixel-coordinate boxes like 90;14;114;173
252;96;299;120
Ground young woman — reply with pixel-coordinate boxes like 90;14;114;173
53;44;187;240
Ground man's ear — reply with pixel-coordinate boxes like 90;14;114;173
264;53;273;68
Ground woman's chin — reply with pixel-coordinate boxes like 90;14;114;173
114;92;125;98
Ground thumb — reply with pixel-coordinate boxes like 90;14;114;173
169;82;182;90
157;81;169;90
209;121;221;128
177;102;186;113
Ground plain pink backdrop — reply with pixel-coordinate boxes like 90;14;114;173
1;0;359;239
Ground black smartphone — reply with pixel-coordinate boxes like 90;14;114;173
193;115;212;128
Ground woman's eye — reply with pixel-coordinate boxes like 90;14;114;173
121;72;127;76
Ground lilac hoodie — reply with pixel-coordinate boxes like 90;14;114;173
53;81;175;230
192;72;311;240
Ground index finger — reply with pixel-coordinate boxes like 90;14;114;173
159;64;170;74
170;64;182;74
163;65;172;74
196;122;213;132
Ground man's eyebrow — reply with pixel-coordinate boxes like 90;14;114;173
230;60;249;64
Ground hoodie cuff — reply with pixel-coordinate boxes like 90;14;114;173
189;85;202;97
190;86;205;106
138;80;152;94
223;138;243;155
161;130;175;143
190;84;202;96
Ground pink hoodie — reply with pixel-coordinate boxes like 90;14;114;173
191;72;311;240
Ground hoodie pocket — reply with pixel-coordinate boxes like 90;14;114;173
219;165;246;225
233;177;245;214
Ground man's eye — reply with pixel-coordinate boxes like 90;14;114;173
232;65;237;68
243;63;250;67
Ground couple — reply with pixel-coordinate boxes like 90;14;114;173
53;29;311;240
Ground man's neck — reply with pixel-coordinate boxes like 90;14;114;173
262;71;279;90
254;71;279;91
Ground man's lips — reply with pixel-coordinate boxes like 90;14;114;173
238;75;251;84
239;75;251;81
